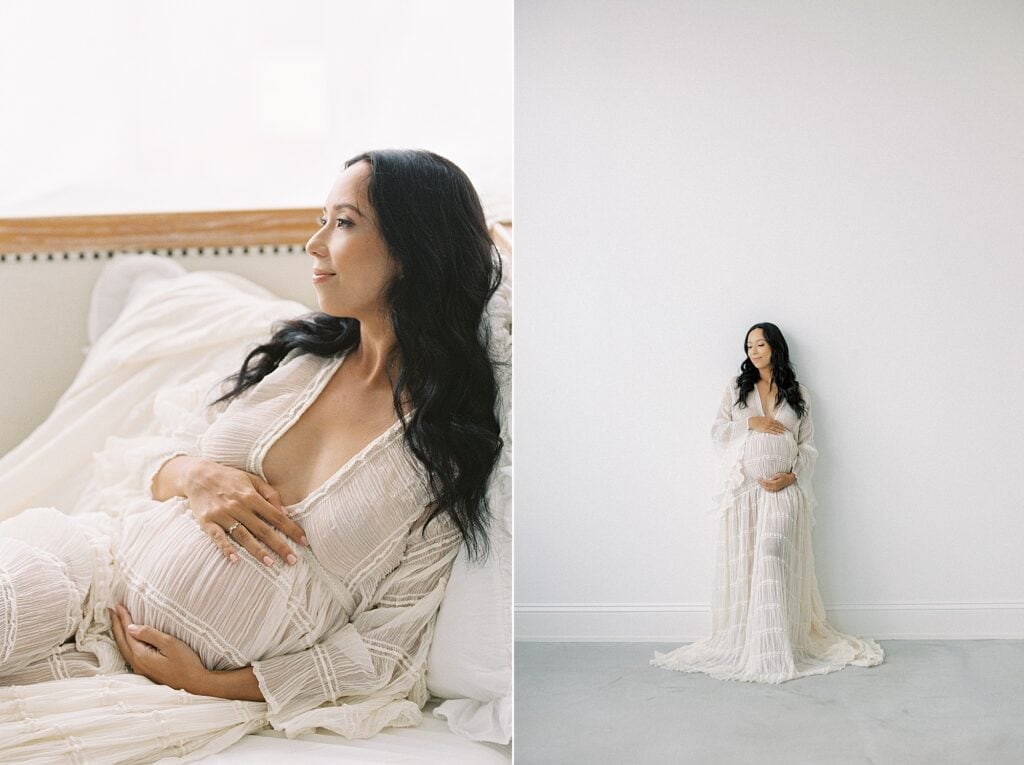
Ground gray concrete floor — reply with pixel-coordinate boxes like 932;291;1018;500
514;641;1024;764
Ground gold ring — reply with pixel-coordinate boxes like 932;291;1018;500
226;521;242;535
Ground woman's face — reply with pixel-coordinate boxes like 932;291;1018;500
746;328;772;371
306;161;399;320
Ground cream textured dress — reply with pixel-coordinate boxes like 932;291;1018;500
650;380;884;684
0;349;462;761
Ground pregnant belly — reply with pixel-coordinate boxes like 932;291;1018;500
115;500;319;671
742;431;798;481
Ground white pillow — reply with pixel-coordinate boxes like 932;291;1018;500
86;255;188;344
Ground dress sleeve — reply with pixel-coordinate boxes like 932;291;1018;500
791;385;818;487
710;380;750;452
140;349;306;498
250;513;464;738
135;372;244;500
85;371;238;516
707;380;751;520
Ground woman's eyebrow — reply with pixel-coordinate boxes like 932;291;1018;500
323;203;365;218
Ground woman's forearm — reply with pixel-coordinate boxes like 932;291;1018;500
150;455;201;501
192;666;265;702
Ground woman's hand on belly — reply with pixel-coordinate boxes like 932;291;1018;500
181;457;309;567
757;471;797;492
747;416;788;434
110;604;265;701
110;603;209;691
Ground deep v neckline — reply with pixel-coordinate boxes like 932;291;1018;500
253;352;410;511
755;382;776;420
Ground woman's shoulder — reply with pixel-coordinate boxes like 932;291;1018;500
211;349;334;411
722;375;746;402
271;348;341;381
274;347;331;375
795;382;812;414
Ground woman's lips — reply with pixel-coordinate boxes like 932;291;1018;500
313;272;335;283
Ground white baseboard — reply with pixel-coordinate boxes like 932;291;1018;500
514;601;1024;641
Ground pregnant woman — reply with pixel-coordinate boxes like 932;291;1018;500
651;322;883;683
0;149;505;759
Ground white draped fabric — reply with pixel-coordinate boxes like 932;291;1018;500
651;380;884;684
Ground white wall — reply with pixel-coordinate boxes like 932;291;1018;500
516;0;1024;640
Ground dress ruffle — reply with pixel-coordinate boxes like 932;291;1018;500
707;429;749;522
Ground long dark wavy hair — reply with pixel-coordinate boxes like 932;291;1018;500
211;149;504;561
735;322;806;418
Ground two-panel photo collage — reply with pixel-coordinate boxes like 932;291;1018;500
0;1;1021;763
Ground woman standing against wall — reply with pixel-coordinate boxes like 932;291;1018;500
651;322;884;683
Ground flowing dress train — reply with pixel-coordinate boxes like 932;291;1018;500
650;381;884;683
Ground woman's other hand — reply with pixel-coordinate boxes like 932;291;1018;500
110;604;208;691
747;416;788;434
110;606;266;704
758;472;796;492
161;456;309;566
110;604;265;701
